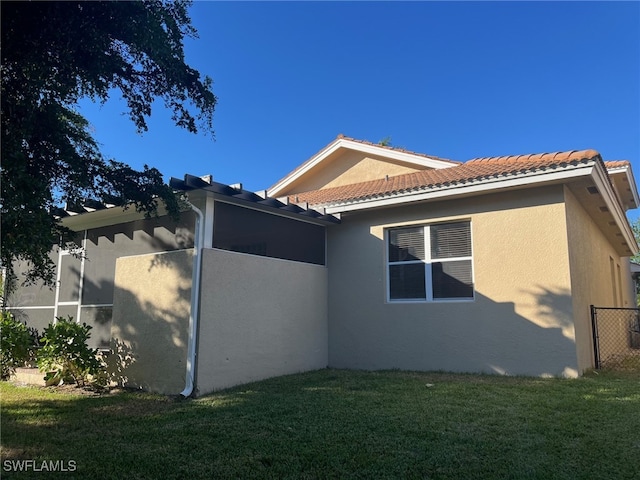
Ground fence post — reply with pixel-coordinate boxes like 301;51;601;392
590;305;600;370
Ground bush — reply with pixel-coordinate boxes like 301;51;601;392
0;311;36;379
37;316;105;387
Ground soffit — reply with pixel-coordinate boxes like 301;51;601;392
605;161;639;210
566;177;636;256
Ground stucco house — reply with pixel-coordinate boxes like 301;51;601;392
6;135;639;395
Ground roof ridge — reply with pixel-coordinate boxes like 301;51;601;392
336;134;460;165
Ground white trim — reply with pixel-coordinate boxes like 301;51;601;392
4;306;55;310
57;301;80;306
324;165;595;214
268;137;457;198
76;230;88;322
607;164;640;208
386;221;474;303
591;163;638;254
5;303;113;310
387;298;477;305
424;228;433;302
53;248;64;318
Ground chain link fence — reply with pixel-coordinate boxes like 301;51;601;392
591;306;640;370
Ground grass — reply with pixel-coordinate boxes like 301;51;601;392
1;369;640;479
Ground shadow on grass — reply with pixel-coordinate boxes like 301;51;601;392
2;369;640;479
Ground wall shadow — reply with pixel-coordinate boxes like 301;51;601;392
106;249;193;395
327;215;586;378
6;213;196;353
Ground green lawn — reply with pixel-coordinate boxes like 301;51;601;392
1;369;639;479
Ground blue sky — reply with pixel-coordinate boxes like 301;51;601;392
79;1;639;207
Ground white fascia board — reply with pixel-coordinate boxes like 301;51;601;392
607;165;640;208
592;164;639;254
324;165;594;214
268;138;456;198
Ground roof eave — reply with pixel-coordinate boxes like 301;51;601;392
592;162;639;255
607;164;640;210
322;164;596;214
319;161;637;256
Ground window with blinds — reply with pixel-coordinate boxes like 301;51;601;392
387;221;473;301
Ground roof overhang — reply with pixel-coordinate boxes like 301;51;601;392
606;163;640;210
319;160;637;256
590;162;638;255
268;137;458;198
321;162;594;213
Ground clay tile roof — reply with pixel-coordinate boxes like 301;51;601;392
605;160;631;169
290;149;602;207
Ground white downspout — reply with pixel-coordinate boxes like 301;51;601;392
181;201;204;398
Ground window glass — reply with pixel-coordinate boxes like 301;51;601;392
389;264;427;299
432;260;473;299
430;222;471;259
388;221;473;301
389;227;425;262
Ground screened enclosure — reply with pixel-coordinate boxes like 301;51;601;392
213;201;326;266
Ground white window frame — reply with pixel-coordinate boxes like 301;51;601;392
386;221;475;303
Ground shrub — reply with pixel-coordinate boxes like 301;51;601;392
37;316;105;387
0;311;35;379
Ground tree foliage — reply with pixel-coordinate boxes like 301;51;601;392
1;0;216;289
0;311;37;380
631;218;640;264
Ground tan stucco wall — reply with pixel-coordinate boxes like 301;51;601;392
564;187;636;370
327;185;580;377
288;150;425;194
109;249;192;395
196;249;328;394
